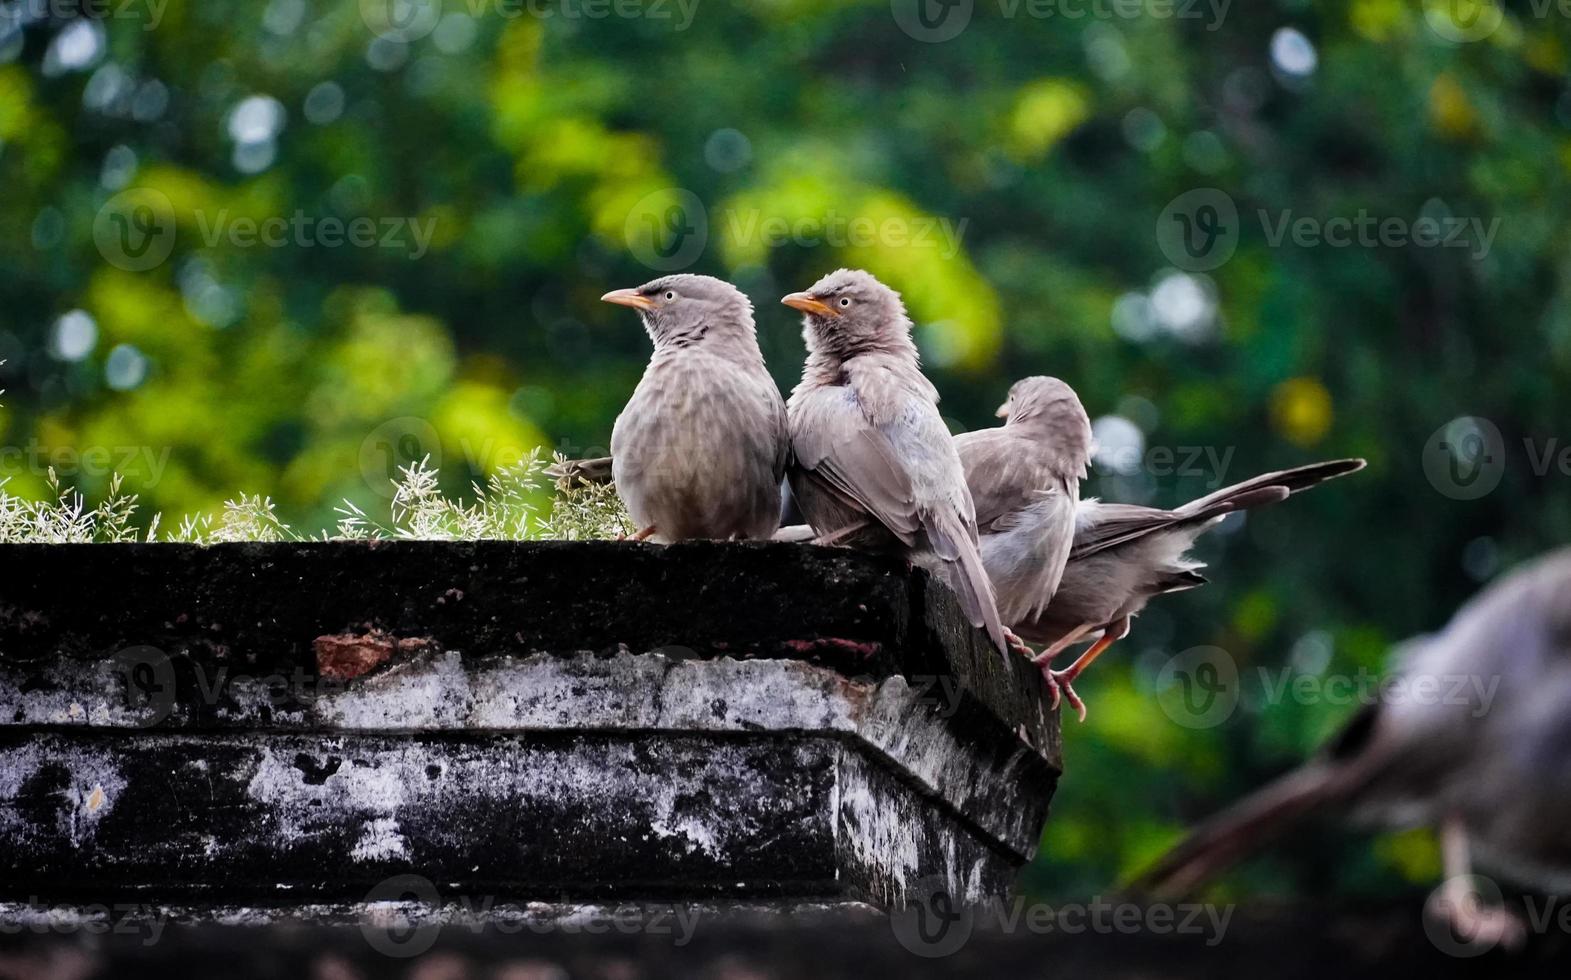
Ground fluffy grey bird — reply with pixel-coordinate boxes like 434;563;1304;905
1002;458;1366;719
602;274;788;542
783;269;1008;656
955;375;1093;649
1133;547;1571;949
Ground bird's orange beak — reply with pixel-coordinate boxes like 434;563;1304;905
781;291;838;317
601;288;656;311
995;401;1012;419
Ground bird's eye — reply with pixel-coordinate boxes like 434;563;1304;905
665;291;675;300
838;297;851;307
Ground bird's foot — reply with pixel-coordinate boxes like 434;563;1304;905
617;525;659;542
1430;882;1528;951
1040;664;1088;723
1004;629;1036;659
809;520;871;548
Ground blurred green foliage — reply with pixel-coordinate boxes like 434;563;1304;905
2;0;1569;903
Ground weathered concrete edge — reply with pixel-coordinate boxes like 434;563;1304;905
0;540;1061;763
2;651;1054;858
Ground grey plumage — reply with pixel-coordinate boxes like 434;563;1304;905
1013;458;1366;651
783;269;1007;655
955;377;1093;626
1133;547;1571;946
603;274;788;542
985;457;1364;719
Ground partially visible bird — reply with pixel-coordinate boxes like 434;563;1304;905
1004;458;1366;719
602;274;788;542
954;377;1093;681
1132;547;1571;949
782;269;1008;656
545;455;613;488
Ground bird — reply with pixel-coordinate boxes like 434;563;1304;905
601;274;788;542
954;376;1093;684
782;268;1008;656
1000;458;1367;720
1131;547;1571;949
545;454;613;488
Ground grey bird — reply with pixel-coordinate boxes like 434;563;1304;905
602;274;788;542
955;376;1093;666
782;269;1008;656
1132;547;1571;949
999;458;1366;719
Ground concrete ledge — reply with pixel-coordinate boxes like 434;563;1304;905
0;541;1060;912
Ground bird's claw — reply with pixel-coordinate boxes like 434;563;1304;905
1037;663;1088;722
1004;629;1036;659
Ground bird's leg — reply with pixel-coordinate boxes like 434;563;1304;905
811;520;872;548
618;525;659;542
1043;617;1131;723
1031;622;1095;666
1428;816;1526;950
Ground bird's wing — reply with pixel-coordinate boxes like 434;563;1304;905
983;488;1078;622
955;429;1063;530
1069;502;1190;561
790;384;921;542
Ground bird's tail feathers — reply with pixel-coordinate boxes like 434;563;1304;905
1178;458;1366;518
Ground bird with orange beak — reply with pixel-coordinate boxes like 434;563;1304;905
782;268;1008;657
602;274;787;542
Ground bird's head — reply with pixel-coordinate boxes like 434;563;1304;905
782;268;913;360
997;376;1083;422
998;376;1094;474
601;274;755;349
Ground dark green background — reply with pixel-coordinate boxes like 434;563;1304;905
1;0;1567;901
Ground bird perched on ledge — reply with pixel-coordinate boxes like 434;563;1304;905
954;376;1093;691
783;269;1008;657
602;274;788;542
973;455;1366;720
1132;547;1571;949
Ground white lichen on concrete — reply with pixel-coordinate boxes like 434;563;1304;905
0;741;126;848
